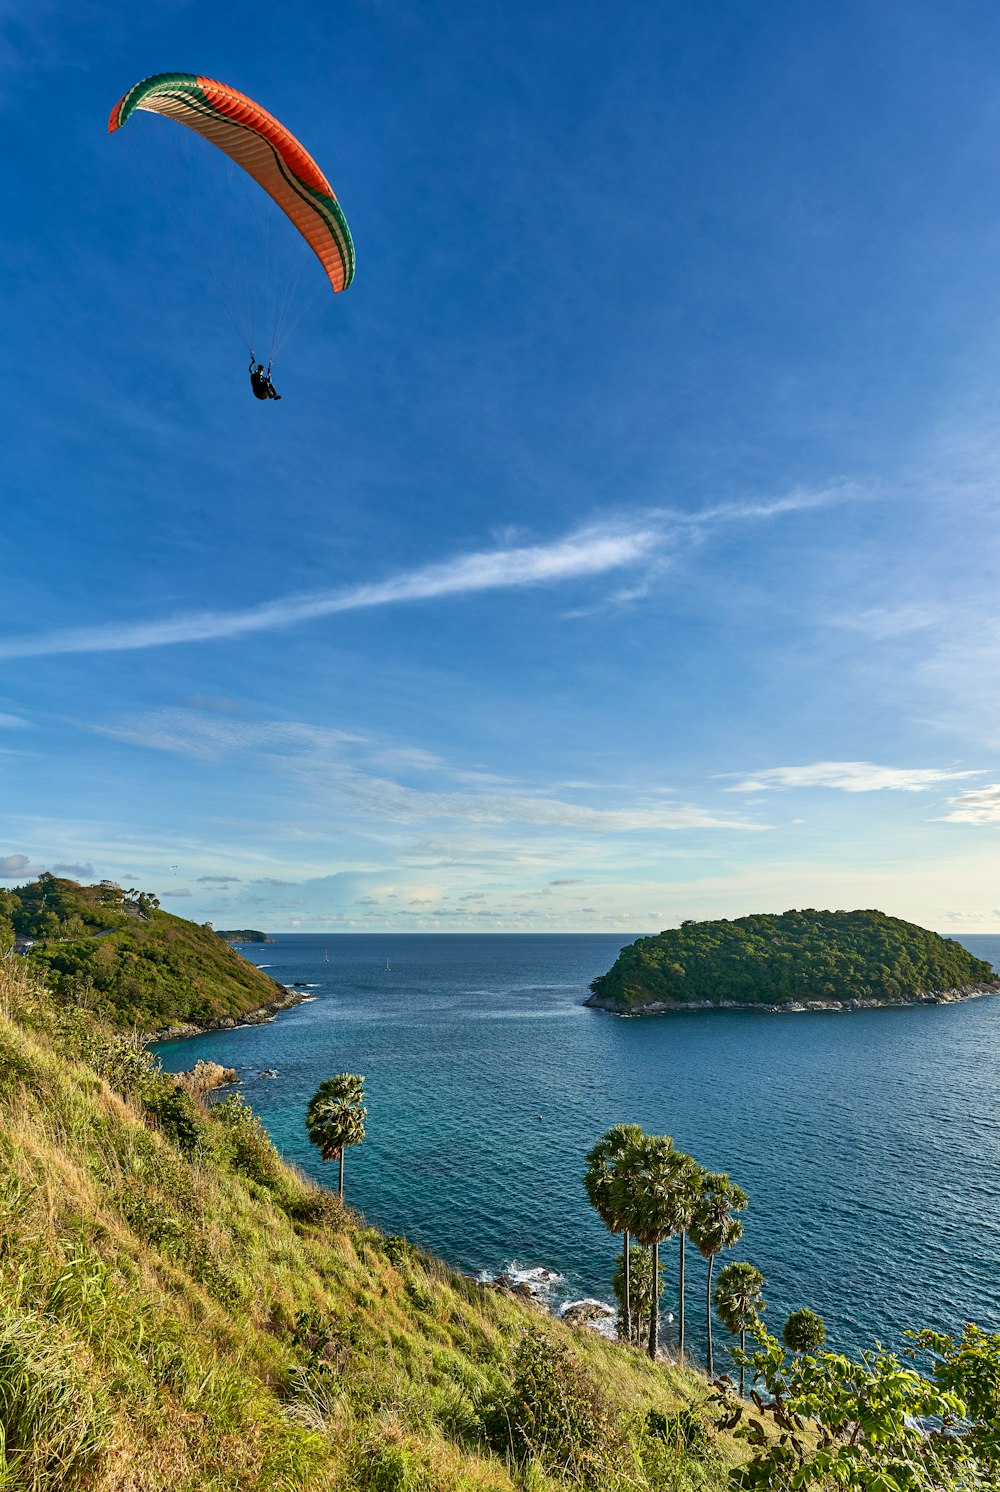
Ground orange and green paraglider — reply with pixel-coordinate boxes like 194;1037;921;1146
109;74;355;296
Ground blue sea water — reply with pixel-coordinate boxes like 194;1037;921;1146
156;932;1000;1364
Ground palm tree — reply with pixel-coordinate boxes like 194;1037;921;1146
583;1123;644;1343
783;1307;826;1356
668;1151;703;1367
305;1073;366;1199
689;1172;748;1379
713;1260;765;1395
612;1134;678;1361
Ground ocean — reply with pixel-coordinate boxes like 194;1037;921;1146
155;931;1000;1365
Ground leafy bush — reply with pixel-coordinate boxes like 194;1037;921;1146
280;1184;344;1228
213;1091;285;1186
479;1328;612;1483
143;1075;205;1155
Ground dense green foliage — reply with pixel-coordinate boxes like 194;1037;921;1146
589;909;997;1010
0;956;728;1491
216;929;273;943
724;1324;1000;1490
4;876;286;1031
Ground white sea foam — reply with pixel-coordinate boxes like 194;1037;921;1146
478;1261;564;1297
558;1298;618;1340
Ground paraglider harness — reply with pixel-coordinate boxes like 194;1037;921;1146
249;355;281;401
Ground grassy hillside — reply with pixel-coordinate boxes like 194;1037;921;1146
0;956;733;1491
588;909;998;1012
2;876;288;1032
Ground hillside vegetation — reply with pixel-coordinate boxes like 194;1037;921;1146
1;876;287;1032
587;909;997;1012
0;955;730;1492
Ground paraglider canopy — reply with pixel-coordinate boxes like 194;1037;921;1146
108;73;355;297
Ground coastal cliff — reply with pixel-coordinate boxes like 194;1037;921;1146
586;908;1000;1015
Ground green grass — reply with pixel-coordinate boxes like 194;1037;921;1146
0;958;738;1491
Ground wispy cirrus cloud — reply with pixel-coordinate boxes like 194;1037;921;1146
101;708;763;834
723;761;982;794
0;489;851;660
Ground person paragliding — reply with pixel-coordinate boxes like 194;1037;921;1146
249;356;281;401
108;73;355;388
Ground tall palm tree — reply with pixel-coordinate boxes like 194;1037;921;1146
583;1123;644;1343
713;1260;765;1395
305;1073;366;1199
689;1172;748;1379
612;1134;678;1361
669;1151;703;1367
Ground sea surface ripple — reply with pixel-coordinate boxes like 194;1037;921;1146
155;932;1000;1364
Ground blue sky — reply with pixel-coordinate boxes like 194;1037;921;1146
5;0;1000;932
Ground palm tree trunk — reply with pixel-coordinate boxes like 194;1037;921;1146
647;1241;659;1361
739;1329;746;1396
338;1147;344;1199
706;1254;715;1379
678;1230;686;1365
623;1231;631;1344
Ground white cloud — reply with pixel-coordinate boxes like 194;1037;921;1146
0;853;41;877
723;761;982;794
936;784;1000;824
0;713;28;728
0;522;661;658
100;708;763;835
0;489;851;660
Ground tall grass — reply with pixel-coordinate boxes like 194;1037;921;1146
0;956;734;1491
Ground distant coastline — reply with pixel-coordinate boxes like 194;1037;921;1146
144;985;306;1044
585;980;1000;1017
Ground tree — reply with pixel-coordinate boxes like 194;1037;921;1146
612;1240;661;1348
583;1123;644;1343
669;1150;703;1366
713;1260;765;1395
305;1073;366;1200
689;1171;747;1379
612;1134;678;1360
783;1307;826;1356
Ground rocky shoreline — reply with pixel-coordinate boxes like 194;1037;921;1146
143;985;306;1044
584;980;1000;1017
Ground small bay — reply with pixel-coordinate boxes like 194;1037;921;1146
155;931;1000;1364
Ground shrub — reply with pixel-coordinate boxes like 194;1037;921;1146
279;1184;344;1228
143;1077;204;1156
212;1092;285;1186
479;1328;611;1483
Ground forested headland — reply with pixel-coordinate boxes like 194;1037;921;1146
0;874;292;1036
587;908;999;1014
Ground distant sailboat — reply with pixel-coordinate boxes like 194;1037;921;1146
385;958;392;973
323;948;330;963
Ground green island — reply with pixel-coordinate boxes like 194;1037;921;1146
216;928;274;943
586;908;1000;1015
1;875;295;1038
